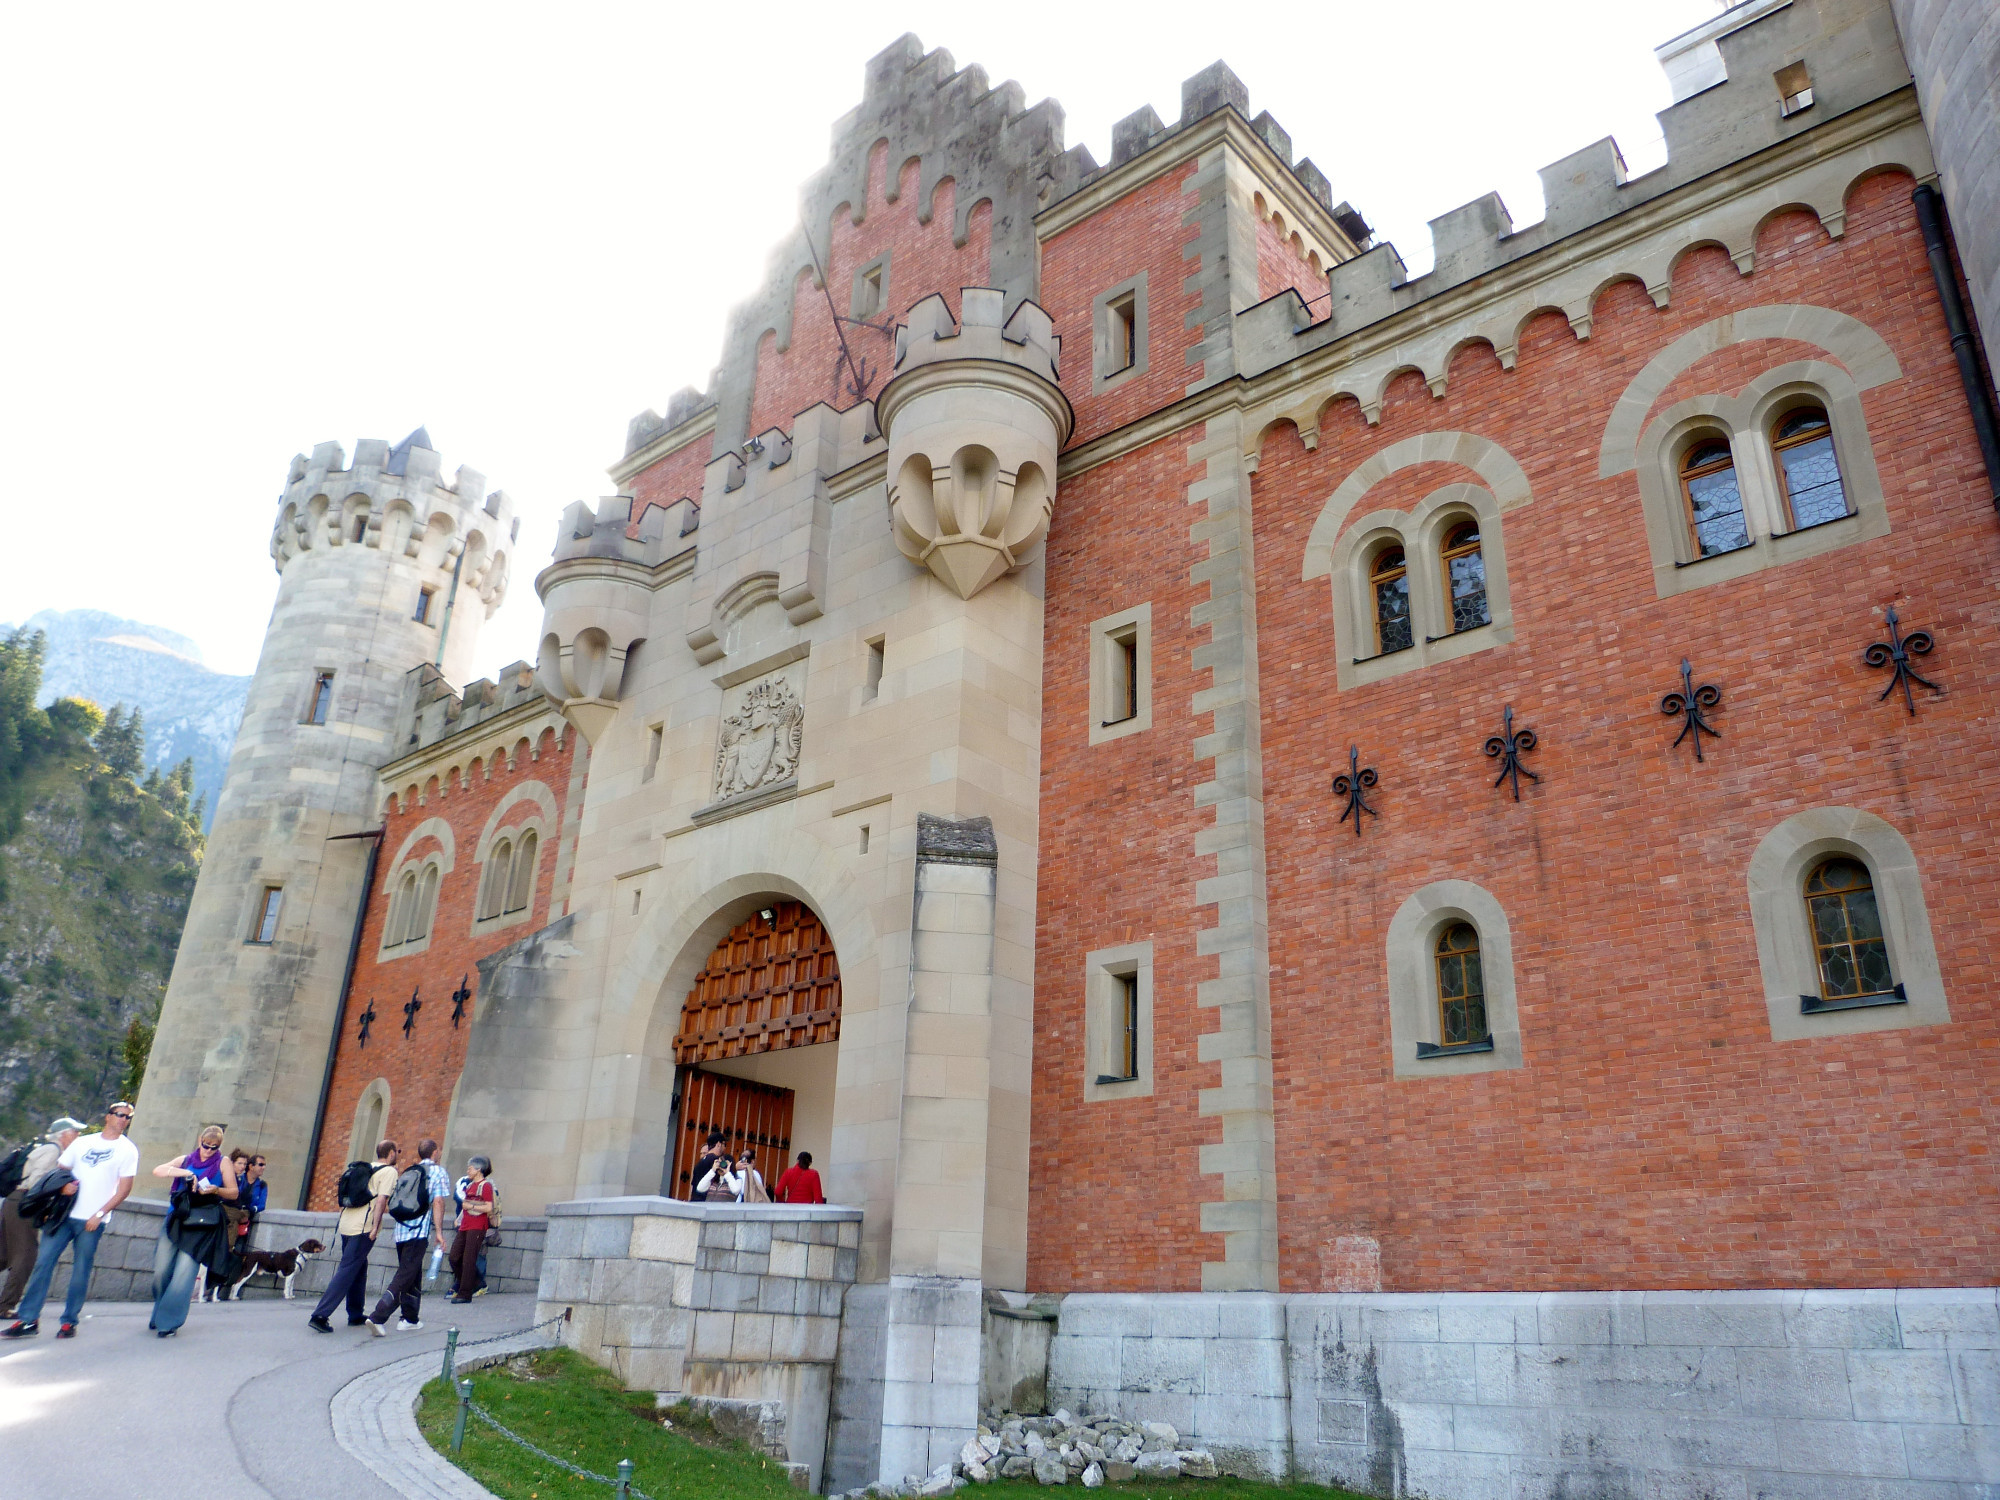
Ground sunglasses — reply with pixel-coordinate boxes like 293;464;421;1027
109;1110;134;1120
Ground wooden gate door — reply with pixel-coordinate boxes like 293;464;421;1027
669;1069;795;1199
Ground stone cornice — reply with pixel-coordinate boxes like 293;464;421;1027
533;543;697;602
607;406;717;487
378;697;567;784
875;357;1075;446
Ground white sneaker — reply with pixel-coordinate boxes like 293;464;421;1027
368;1320;387;1338
396;1319;424;1331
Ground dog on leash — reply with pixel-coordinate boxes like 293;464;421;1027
224;1239;326;1300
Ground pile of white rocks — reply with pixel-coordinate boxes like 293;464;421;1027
834;1410;1219;1496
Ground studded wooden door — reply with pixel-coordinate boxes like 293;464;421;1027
671;900;841;1063
668;1069;795;1200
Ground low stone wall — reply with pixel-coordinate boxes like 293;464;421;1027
536;1195;861;1493
32;1196;546;1307
1047;1289;2000;1497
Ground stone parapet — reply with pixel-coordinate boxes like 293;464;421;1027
1044;1288;2000;1495
535;1196;863;1492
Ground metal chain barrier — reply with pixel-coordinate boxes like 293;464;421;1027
454;1380;654;1500
440;1308;573;1382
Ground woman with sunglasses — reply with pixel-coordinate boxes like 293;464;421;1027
149;1124;238;1336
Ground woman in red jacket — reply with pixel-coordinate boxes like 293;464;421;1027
772;1152;825;1204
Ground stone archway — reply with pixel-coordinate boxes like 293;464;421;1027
665;900;842;1198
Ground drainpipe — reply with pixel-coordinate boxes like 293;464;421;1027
433;545;466;670
1913;185;2000;507
299;827;383;1209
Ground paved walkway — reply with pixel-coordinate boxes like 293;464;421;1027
0;1289;543;1500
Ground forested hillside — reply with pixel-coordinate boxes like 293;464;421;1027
0;628;204;1147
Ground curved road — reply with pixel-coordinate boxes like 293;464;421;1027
0;1290;537;1500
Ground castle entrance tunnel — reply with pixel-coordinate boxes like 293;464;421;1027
664;899;841;1198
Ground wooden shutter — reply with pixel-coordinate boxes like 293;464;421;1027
672;900;840;1064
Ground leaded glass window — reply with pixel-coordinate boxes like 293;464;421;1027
1773;407;1847;529
1804;857;1894;1001
1440;520;1490;633
1371;546;1413;655
1680;436;1749;557
1434;922;1488;1047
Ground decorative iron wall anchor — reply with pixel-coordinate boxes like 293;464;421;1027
402;988;421;1039
1660;659;1722;761
450;975;471;1028
1484;704;1540;800
1332;746;1379;835
355;999;376;1049
1864;606;1941;715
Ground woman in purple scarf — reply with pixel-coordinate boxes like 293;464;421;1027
148;1125;238;1337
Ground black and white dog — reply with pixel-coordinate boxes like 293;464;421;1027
222;1238;327;1300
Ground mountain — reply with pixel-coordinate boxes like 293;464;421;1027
16;609;250;831
0;629;203;1147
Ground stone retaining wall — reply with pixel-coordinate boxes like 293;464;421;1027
1047;1289;2000;1497
536;1195;861;1493
32;1196;546;1307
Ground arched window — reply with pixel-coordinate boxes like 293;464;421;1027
386;871;418;947
1804;857;1894;1002
504;830;538;915
480;838;513;921
1370;546;1413;655
1772;406;1847;529
1433;922;1488;1047
1680;435;1748;557
411;865;440;944
1439;520;1490;633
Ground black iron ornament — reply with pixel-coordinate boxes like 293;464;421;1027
450;974;471;1029
1660;659;1723;762
401;988;421;1039
1483;704;1540;800
355;1000;376;1049
1864;606;1941;715
1331;746;1379;836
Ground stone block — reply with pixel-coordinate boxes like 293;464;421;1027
712;1272;760;1312
1787;1292;1903;1350
1373;1339;1479;1406
1438;1294;1534;1345
805;1316;841;1363
1896;1290;2000;1349
1772;1419;1913;1478
759;1276;800;1315
1475;1343;1738;1414
632;1216;700;1264
1150;1298;1219;1340
1506;1458;1642;1500
735;1221;772;1254
701;1220;736;1249
807;1245;837;1280
1644;1469;1749;1500
1217;1294;1287;1341
1902;1423;2000;1483
693;1311;735;1360
1547;1410;1777;1469
1201;1337;1285;1398
1450;1404;1551;1457
581;1215;633;1259
626;1345;688;1393
838;1222;860;1250
769;1239;809;1279
1120;1336;1204;1395
1360;1299;1440;1343
1317;1399;1367;1445
1738;1347;1854;1417
1846;1351;1959;1422
733;1312;775;1361
1642;1292;1787;1348
1537;1292;1644;1346
1952;1349;1999;1425
1057;1297;1151;1338
834;1248;858;1283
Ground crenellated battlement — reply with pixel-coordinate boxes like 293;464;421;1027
391;658;556;763
270;427;519;617
890;288;1061;386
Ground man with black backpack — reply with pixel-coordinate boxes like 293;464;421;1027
307;1140;397;1334
364;1136;450;1337
0;1117;84;1320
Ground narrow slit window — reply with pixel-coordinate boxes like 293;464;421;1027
307;670;335;726
1680;436;1749;557
1117;971;1139;1081
250;887;283;945
1773;407;1848;530
1440;521;1490;633
414;588;435;624
1804;857;1894;1001
858;824;871;855
855;263;884;320
1434;922;1488;1047
643;724;663;783
1371;546;1413;654
864;637;885;703
1108;292;1137;373
1775;60;1814;115
351;515;368;543
1103;628;1138;726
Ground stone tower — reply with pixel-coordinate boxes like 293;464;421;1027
135;431;516;1204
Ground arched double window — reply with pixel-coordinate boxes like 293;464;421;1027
1804;856;1894;1003
1440;521;1490;634
1772;405;1848;529
478;829;540;922
1680;434;1749;557
384;864;440;949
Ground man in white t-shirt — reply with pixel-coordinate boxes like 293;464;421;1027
3;1101;140;1339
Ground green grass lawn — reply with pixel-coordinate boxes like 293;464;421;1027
416;1347;1370;1500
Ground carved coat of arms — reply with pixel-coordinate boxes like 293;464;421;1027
714;676;804;799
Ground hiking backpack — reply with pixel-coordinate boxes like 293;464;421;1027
0;1142;32;1198
386;1164;433;1224
336;1159;377;1209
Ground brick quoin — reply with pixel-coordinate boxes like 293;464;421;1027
1026;169;2000;1293
308;724;582;1208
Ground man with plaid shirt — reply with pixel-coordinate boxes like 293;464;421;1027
366;1137;452;1335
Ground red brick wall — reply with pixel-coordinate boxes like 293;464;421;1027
746;144;992;439
627;439;709;534
1255;210;1325;307
1042;164;1204;445
307;724;584;1207
1241;170;2000;1291
1029;428;1218;1292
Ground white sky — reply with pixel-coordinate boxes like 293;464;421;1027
0;0;1721;680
